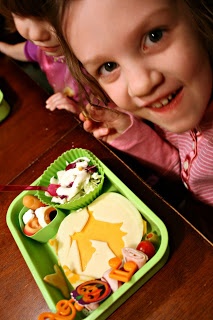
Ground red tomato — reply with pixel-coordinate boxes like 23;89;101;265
136;240;156;259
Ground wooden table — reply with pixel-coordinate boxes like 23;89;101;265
0;55;212;320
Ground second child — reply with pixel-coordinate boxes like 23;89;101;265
0;1;89;113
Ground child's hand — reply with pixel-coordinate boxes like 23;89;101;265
79;106;131;143
46;92;80;114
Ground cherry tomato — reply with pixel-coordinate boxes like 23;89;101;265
136;240;156;259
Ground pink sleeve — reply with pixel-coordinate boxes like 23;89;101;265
111;114;180;177
24;41;38;62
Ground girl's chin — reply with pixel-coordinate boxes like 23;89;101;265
44;51;61;57
157;120;198;133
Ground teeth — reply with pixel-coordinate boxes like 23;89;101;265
161;98;169;106
152;102;162;108
151;93;175;108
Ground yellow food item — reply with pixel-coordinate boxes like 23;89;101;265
56;192;144;280
49;238;58;255
63;86;75;97
43;264;70;299
23;195;44;210
63;265;95;289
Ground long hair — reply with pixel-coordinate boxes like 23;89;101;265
0;0;59;32
47;0;111;105
184;0;213;64
0;0;103;103
50;0;213;104
1;0;212;103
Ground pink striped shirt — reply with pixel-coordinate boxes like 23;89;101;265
111;101;213;207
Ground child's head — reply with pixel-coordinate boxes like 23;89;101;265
0;0;63;57
49;0;213;133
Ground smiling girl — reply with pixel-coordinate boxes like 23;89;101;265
47;0;213;209
2;0;213;210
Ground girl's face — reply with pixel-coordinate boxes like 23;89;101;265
64;0;212;133
12;14;63;57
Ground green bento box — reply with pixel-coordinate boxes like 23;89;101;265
0;89;10;122
6;149;169;320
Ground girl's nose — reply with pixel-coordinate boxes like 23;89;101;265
127;63;163;99
27;20;50;42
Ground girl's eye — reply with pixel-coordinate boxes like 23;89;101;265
99;61;118;75
143;29;164;50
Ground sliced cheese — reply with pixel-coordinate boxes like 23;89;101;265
88;192;143;248
63;265;94;289
55;192;144;279
56;208;89;267
83;240;116;278
66;239;82;273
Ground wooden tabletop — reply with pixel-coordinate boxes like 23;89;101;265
0;55;212;320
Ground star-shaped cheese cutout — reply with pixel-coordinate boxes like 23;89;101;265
55;193;144;280
43;264;70;298
71;209;126;271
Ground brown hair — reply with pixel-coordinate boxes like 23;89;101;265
0;0;59;32
46;0;111;104
0;0;99;103
48;0;213;105
1;0;213;104
0;0;58;19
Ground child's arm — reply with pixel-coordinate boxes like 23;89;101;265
0;41;28;61
80;111;180;177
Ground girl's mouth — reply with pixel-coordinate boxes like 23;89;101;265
38;45;60;53
150;88;182;109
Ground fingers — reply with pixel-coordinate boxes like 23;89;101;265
46;92;80;114
82;119;110;139
80;115;116;141
79;112;87;122
81;118;98;133
79;110;132;143
93;127;110;139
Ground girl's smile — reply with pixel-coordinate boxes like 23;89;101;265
64;0;213;133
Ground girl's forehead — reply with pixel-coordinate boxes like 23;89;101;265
63;0;183;60
64;0;181;39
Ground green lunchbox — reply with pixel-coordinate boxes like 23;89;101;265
0;89;10;122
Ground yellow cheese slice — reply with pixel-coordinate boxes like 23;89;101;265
56;208;89;267
88;192;143;248
66;239;82;273
63;265;94;289
56;192;143;279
